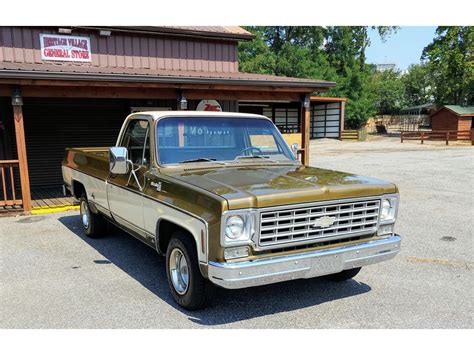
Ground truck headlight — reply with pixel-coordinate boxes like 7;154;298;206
221;210;256;246
225;216;245;240
379;194;399;224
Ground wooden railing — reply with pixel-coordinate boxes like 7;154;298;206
0;160;23;209
401;130;474;145
341;130;361;141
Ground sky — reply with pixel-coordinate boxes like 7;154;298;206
366;26;438;71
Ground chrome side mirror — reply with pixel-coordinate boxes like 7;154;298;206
109;147;129;174
291;143;299;158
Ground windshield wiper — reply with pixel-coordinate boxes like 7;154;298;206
233;155;279;163
235;155;271;160
179;158;218;164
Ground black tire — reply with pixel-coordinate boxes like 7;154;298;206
324;267;361;281
79;194;107;238
166;231;214;310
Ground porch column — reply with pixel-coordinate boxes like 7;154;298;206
12;87;32;212
301;94;311;166
339;101;346;139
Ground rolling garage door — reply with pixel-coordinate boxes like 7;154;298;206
23;98;129;188
310;102;341;138
263;106;300;133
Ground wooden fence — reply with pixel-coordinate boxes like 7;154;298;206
401;130;474;145
341;129;367;141
0;160;23;210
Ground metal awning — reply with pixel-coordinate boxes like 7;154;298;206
0;62;335;89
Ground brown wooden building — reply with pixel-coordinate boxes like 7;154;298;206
430;105;474;132
0;26;335;213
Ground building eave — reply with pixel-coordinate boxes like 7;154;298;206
76;26;255;41
0;69;335;90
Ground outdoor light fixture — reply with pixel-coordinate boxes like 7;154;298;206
178;92;188;110
303;94;311;108
11;87;23;106
99;30;112;37
58;28;72;34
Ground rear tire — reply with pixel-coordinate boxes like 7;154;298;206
79;194;107;238
324;267;361;281
166;231;214;310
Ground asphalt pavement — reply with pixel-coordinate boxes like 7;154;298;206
1;136;472;328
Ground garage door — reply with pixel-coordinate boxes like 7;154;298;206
263;107;300;133
311;102;341;138
23;98;129;188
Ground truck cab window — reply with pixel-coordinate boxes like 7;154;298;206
121;119;150;166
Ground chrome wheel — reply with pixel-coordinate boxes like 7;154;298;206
169;248;189;295
80;200;90;230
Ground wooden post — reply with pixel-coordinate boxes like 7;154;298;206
401;132;404;143
301;94;311;166
12;101;32;212
339;101;345;139
471;129;474;146
421;132;424;144
446;131;449;145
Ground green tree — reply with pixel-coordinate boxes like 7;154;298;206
324;27;398;128
238;26;330;78
372;69;406;114
421;26;474;105
238;26;398;129
401;63;434;106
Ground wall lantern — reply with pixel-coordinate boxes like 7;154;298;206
303;94;311;108
99;30;112;37
11;87;23;106
179;93;188;110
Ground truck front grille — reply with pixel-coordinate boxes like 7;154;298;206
258;199;380;249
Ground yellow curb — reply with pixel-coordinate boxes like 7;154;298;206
31;205;80;215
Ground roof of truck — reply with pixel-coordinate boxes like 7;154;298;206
130;111;270;120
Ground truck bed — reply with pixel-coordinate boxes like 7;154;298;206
62;147;111;189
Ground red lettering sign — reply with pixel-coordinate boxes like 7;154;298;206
40;34;91;62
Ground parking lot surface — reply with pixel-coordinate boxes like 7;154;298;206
1;136;473;328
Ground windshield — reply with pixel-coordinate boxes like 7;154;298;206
156;117;296;165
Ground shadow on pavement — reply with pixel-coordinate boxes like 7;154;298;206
59;214;371;326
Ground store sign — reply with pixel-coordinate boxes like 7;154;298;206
196;100;222;112
40;34;91;62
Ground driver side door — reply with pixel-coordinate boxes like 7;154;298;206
107;118;151;237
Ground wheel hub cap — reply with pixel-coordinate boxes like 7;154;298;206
169;248;189;295
80;200;90;230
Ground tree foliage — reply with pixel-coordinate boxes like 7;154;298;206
401;63;433;106
239;26;397;129
238;26;473;129
421;26;473;106
372;69;406;114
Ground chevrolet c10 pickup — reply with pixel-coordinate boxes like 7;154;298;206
62;111;401;310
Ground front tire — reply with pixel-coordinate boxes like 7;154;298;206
79;194;107;238
324;267;361;281
166;231;214;310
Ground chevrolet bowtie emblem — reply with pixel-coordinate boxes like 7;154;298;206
312;216;336;229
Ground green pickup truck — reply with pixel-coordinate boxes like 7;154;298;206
62;111;401;310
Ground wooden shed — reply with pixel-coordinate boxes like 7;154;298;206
430;105;474;132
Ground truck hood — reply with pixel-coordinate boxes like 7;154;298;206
167;164;397;209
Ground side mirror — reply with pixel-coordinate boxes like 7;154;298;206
291;143;299;158
109;147;129;174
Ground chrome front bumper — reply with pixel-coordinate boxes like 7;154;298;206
208;235;401;289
